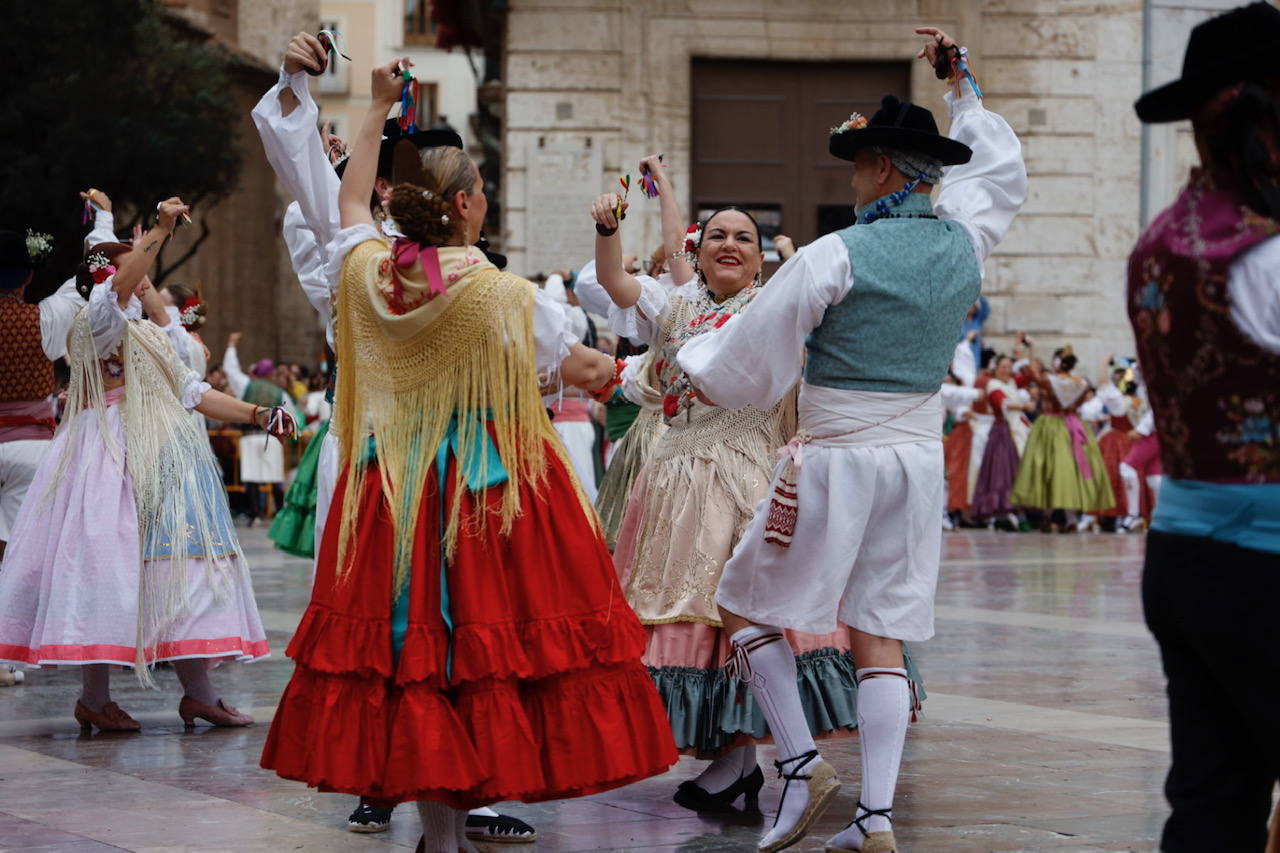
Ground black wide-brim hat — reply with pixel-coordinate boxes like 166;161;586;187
335;118;464;177
829;95;972;166
1135;2;1280;123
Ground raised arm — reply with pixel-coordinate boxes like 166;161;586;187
80;189;117;248
589;193;645;308
922;28;1028;265
250;33;343;256
111;198;186;308
339;58;407;230
639;154;696;285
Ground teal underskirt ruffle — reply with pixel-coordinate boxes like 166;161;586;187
649;646;926;755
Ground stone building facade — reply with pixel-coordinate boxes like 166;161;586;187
157;0;323;366
500;0;1234;372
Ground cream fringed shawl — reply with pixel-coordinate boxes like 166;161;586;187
52;310;240;685
334;239;591;596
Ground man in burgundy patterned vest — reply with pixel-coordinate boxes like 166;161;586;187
1130;4;1280;850
0;230;58;565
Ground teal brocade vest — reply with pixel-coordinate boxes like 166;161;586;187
803;194;983;393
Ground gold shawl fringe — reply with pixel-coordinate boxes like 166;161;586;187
334;240;591;596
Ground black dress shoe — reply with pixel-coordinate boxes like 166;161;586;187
673;765;765;813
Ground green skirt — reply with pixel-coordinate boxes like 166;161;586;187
595;407;666;549
1011;414;1114;511
268;419;330;559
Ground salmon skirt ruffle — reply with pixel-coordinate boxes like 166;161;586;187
260;445;678;809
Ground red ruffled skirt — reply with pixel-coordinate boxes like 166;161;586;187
1098;429;1136;518
260;443;678;808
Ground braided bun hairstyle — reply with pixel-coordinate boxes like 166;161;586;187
387;146;477;247
75;241;132;300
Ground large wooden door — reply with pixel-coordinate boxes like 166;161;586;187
691;59;910;250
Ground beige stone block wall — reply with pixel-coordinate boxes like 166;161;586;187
502;0;1207;373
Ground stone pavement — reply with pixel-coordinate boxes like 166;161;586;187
0;528;1173;852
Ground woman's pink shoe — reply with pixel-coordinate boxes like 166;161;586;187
75;700;141;733
178;695;253;728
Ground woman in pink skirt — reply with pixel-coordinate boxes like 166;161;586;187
0;198;295;732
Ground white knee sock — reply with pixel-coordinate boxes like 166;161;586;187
730;625;818;839
829;668;909;848
1119;462;1140;518
454;807;478;853
416;800;461;853
695;744;754;792
1146;474;1163;507
730;626;816;762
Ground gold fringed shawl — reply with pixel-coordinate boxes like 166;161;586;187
54;308;241;686
334;239;591;596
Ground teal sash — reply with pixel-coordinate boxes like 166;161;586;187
389;414;509;681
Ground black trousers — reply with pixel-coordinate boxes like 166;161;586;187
1142;530;1280;851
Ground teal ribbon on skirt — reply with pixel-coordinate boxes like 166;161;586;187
390;414;509;681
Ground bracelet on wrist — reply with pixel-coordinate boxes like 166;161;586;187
590;357;627;403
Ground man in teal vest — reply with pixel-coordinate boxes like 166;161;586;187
678;27;1026;853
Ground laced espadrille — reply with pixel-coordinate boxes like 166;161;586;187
826;802;898;853
757;750;841;853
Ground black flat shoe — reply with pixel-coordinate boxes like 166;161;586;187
673;764;765;813
465;812;537;843
347;802;392;833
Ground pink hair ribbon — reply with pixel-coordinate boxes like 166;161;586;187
392;238;447;299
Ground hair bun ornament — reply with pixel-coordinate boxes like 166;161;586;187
441;214;450;225
422;189;434;200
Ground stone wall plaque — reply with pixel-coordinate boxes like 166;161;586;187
523;140;602;277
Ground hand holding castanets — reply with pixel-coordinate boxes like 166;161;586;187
590;193;629;236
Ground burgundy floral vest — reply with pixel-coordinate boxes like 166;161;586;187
1126;169;1280;483
0;298;55;402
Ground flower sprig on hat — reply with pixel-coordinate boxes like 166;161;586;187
25;230;53;263
830;113;868;136
85;252;116;284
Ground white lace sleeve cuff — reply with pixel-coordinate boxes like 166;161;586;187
608;275;670;347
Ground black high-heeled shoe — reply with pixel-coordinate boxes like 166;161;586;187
673;764;765;813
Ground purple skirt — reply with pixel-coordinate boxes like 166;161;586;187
971;420;1020;517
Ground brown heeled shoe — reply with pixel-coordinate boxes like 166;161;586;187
178;695;253;728
74;700;141;733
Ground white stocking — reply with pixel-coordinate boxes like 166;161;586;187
1146;473;1163;510
695;744;755;792
1119;462;1141;518
416;800;462;853
730;625;818;845
454;808;478;853
828;668;909;849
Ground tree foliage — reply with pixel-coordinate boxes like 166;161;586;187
0;0;242;298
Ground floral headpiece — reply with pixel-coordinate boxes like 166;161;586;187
85;251;116;285
679;222;703;260
25;230;53;263
179;296;205;330
830;113;869;136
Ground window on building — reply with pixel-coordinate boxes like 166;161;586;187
405;0;437;44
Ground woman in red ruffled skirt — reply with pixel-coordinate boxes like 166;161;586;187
261;57;676;852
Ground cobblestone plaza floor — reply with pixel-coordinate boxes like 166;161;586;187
0;528;1172;852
